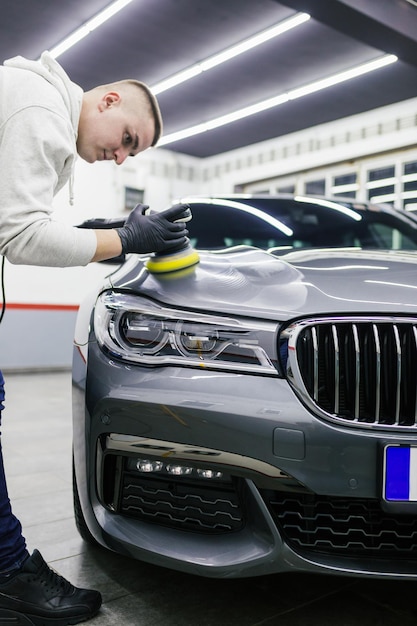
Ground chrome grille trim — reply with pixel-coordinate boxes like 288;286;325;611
373;323;381;422
414;326;417;422
312;326;318;401
392;324;400;425
283;316;417;430
353;324;360;419
332;324;339;414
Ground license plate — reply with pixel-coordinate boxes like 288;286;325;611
383;445;417;502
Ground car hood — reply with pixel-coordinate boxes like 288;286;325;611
108;247;417;320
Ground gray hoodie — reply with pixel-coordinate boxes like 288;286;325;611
0;52;96;266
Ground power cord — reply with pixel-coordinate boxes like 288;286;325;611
0;257;5;325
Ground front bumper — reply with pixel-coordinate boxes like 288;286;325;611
72;342;417;579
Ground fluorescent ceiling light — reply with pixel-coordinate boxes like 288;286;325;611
48;0;135;59
158;54;398;147
43;5;308;73
159;93;291;145
288;55;397;100
152;13;310;95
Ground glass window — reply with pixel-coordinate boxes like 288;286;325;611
277;185;295;194
368;186;395;200
332;172;357;199
187;197;417;252
333;191;357;198
404;161;417;176
124;187;144;211
188;203;293;249
368;166;395;182
404;180;417;193
367;223;417;250
403;198;417;211
305;179;325;195
333;174;357;186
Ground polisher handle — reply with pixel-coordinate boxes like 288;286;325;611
144;204;192;223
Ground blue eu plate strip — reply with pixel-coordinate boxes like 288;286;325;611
385;446;417;501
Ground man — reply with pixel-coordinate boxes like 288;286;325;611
0;51;188;625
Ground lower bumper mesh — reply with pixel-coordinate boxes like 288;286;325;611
119;473;244;533
263;490;417;559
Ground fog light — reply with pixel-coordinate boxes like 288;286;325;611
196;469;223;479
136;459;164;473
166;464;193;476
127;454;229;481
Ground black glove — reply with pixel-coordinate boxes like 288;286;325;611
117;203;190;254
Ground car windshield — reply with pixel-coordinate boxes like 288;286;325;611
186;196;417;252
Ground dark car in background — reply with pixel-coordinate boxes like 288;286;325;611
175;194;417;252
72;195;417;579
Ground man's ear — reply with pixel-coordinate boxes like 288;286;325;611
98;91;121;112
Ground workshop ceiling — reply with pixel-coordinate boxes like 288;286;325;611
1;0;417;158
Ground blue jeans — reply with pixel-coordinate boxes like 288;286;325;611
0;370;28;573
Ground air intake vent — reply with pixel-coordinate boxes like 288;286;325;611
119;473;244;533
283;317;417;429
263;490;417;558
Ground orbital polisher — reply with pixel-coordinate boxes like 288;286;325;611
144;204;200;274
77;204;200;274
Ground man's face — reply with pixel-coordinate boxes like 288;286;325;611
77;91;155;164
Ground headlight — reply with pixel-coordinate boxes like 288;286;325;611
94;291;281;376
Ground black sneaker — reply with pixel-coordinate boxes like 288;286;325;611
0;549;102;625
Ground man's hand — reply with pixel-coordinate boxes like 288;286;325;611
117;203;190;254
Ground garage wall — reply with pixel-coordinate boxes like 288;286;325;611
2;95;417;370
0;306;77;370
199;96;417;199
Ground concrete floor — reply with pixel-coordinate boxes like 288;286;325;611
2;370;417;626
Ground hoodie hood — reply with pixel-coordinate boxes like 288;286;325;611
4;51;82;203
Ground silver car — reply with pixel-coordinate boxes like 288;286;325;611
72;195;417;579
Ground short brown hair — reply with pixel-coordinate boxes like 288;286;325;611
126;79;163;147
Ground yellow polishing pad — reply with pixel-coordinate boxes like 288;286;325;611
146;246;200;274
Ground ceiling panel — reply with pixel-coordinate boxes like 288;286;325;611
1;0;417;158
